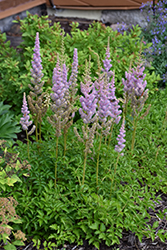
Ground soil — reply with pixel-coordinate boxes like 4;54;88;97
2;15;167;250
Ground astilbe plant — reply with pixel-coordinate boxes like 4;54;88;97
95;43;122;186
5;32;165;248
48;49;79;187
75;58;98;186
110;118;126;195
75;43;122;187
96;42;122;128
27;32;49;142
115;118;126;154
122;62;151;152
20;92;35;159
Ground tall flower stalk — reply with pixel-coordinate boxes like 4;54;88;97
48;57;68;187
48;49;78;187
122;63;150;153
28;32;49;143
20;93;35;159
94;42;121;186
110;118;126;195
75;59;98;186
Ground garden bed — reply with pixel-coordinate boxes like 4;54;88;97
1;12;167;250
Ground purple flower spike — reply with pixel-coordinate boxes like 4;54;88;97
96;77;114;122
122;64;148;97
95;72;122;123
20;93;32;131
79;60;97;124
108;73;122;124
102;42;112;75
50;57;68;108
115;119;126;154
69;48;78;87
97;43;122;124
30;32;44;90
79;84;97;124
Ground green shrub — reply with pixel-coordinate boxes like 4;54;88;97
18;13;159;95
0;141;29;249
0;12;160;115
0;101;21;140
140;0;167;86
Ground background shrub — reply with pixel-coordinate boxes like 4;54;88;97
140;0;167;86
0;13;160;115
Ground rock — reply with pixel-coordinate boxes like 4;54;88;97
101;9;149;28
110;23;130;31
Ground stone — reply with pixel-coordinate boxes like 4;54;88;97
110;23;129;31
101;9;150;28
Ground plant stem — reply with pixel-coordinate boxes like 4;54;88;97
26;129;30;159
82;149;87;186
96;133;102;187
123;93;129;120
55;136;59;187
82;124;89;186
39;122;42;143
110;154;120;196
107;122;114;148
35;120;38;142
131;117;138;153
63;128;67;156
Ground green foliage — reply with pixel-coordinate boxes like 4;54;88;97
0;12;160;115
0;102;21;140
1;11;167;249
3;86;167;248
0;141;28;249
14;12;65;90
18;15;158;94
0;33;27;114
32;239;57;250
140;0;167;87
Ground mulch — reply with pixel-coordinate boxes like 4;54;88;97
1;15;167;250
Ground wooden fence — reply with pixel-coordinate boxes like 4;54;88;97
46;0;158;10
0;0;157;20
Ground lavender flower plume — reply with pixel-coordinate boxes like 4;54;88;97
20;93;32;131
95;76;114;122
29;32;44;95
107;72;122;124
79;60;98;124
68;48;78;118
122;64;149;117
115;119;126;153
102;41;113;77
122;64;148;97
50;56;68;109
69;48;78;88
95;66;121;123
95;43;122;124
48;50;78;137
